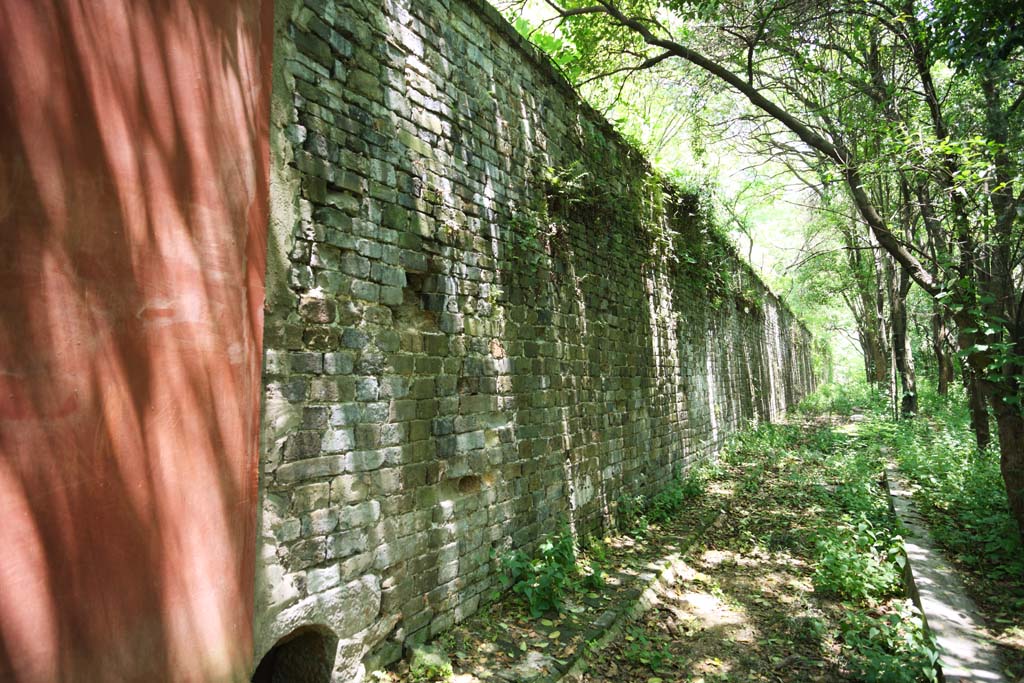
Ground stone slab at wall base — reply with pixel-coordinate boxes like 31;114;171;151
253;0;816;678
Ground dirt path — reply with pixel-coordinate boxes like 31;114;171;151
581;448;853;683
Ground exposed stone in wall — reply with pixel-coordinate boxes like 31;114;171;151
254;0;816;679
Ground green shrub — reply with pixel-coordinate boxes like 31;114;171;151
840;602;938;683
499;528;578;617
813;513;904;603
647;485;684;524
617;463;708;531
408;644;453;683
580;560;606;591
582;534;610;566
616;492;649;533
621;625;680;672
798;381;887;416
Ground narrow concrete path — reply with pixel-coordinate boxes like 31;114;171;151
886;468;1009;683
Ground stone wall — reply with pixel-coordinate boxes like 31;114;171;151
254;0;815;678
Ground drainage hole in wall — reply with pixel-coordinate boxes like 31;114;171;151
251;626;337;683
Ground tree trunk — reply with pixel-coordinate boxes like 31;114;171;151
891;266;918;416
962;365;991;451
979;64;1024;543
844;227;887;386
874;244;898;415
932;307;953;395
861;323;887;385
871;239;893;393
992;398;1024;544
858;328;874;384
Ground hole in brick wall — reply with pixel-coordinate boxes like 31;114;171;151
251;626;337;683
406;272;425;294
397;272;437;327
458;475;482;493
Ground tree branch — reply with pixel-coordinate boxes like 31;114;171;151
570;0;942;295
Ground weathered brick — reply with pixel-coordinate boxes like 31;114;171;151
283;431;321;461
326;529;368;559
348;450;385;472
306;563;341;593
350;279;380;302
341;328;370;349
289;351;324;374
355;377;379;402
301;508;339;536
323;351;355;375
339;500;381;529
340;252;371;278
331;474;368;504
275;455;346;483
321;428;354;453
292;483;330;512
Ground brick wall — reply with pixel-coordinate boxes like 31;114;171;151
254;0;815;678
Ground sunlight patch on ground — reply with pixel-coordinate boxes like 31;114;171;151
676;590;755;639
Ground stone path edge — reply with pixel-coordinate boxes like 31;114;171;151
545;507;728;683
884;467;1009;683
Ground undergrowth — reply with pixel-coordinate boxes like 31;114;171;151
498;464;709;618
497;526;581;618
880;385;1024;590
845;381;1024;679
380;381;1024;682
493;382;988;680
839;602;938;683
617;463;711;534
801;379;1024;679
796;380;888;417
795;384;939;682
